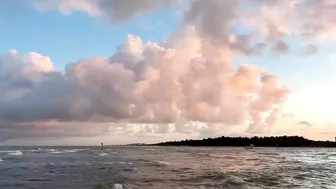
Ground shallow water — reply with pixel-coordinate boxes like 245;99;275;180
0;146;335;189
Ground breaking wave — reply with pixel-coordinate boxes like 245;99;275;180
154;160;170;166
63;149;88;153
98;152;109;156
112;184;123;189
6;150;23;156
94;183;123;189
194;172;247;188
145;149;157;151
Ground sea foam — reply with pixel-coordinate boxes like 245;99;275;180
7;150;23;156
98;153;109;156
64;149;88;153
155;160;170;166
112;184;123;189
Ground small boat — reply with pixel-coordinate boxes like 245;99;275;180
245;144;254;149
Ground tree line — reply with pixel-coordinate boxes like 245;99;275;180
155;136;336;147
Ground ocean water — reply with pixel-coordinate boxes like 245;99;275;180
0;146;335;189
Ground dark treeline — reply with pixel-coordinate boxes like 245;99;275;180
155;136;336;147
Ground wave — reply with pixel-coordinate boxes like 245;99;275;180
29;148;88;154
112;184;123;189
0;158;3;162
63;149;78;153
196;152;209;156
98;153;109;156
6;150;23;156
93;183;123;189
64;149;88;153
155;160;170;166
29;150;40;152
145;149;157;151
199;172;247;185
50;152;63;154
48;150;63;154
221;175;246;185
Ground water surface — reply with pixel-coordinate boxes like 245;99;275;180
0;146;335;189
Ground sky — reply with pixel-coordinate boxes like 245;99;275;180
0;0;336;145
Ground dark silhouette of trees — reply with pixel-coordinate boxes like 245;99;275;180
155;135;336;147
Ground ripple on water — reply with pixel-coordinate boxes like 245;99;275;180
0;147;335;189
187;172;248;189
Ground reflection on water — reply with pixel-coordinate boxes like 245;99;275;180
0;146;335;189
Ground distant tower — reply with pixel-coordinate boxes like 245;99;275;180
101;142;104;150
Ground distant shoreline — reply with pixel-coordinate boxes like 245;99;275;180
1;136;335;148
154;135;336;148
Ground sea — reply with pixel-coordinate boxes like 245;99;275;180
0;146;335;189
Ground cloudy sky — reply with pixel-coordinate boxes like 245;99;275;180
0;0;336;145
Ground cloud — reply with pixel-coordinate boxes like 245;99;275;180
0;28;289;140
271;40;289;54
33;0;176;22
282;113;295;118
301;44;319;55
5;0;336;141
298;121;313;127
30;0;336;56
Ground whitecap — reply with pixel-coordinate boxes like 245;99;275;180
64;149;86;153
7;150;23;156
98;153;108;156
29;150;40;152
0;158;3;162
156;160;170;166
29;148;42;152
50;151;63;154
145;149;157;151
48;150;62;154
112;184;123;189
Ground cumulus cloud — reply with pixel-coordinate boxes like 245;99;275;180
0;28;289;140
4;0;336;141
